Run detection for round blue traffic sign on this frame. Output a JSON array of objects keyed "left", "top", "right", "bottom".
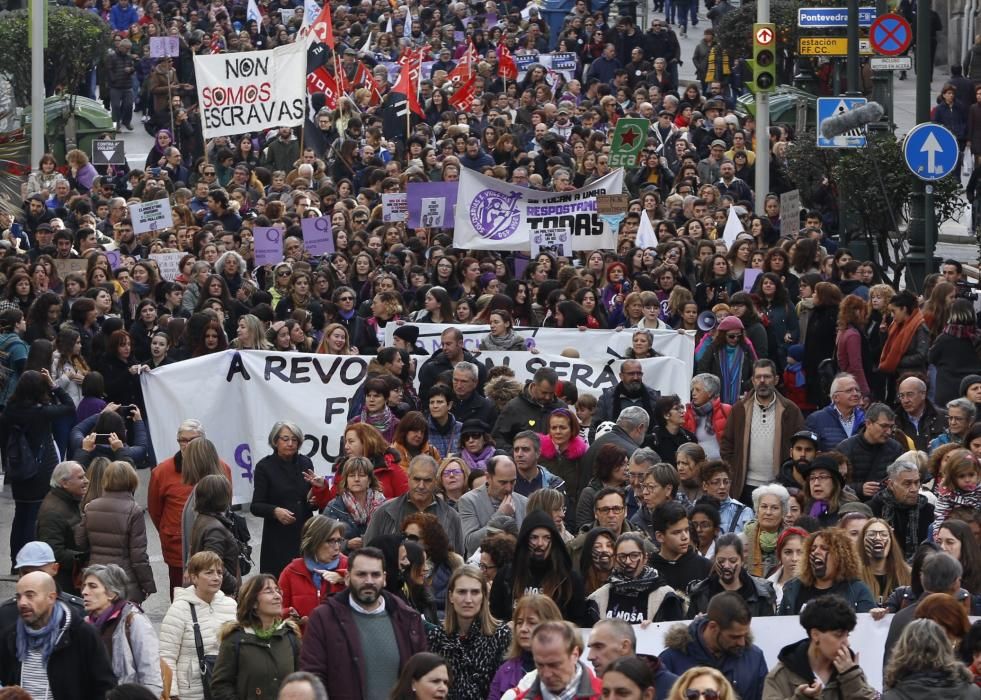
[{"left": 903, "top": 123, "right": 959, "bottom": 181}]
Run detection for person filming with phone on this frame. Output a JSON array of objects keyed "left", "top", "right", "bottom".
[{"left": 69, "top": 402, "right": 149, "bottom": 468}]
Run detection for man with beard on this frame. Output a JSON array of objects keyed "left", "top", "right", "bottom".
[
  {"left": 300, "top": 547, "right": 428, "bottom": 699},
  {"left": 721, "top": 359, "right": 806, "bottom": 505},
  {"left": 777, "top": 430, "right": 819, "bottom": 489},
  {"left": 869, "top": 460, "right": 934, "bottom": 560},
  {"left": 591, "top": 360, "right": 661, "bottom": 431},
  {"left": 651, "top": 502, "right": 712, "bottom": 594},
  {"left": 569, "top": 488, "right": 639, "bottom": 568},
  {"left": 489, "top": 510, "right": 588, "bottom": 625},
  {"left": 586, "top": 533, "right": 684, "bottom": 624},
  {"left": 857, "top": 517, "right": 911, "bottom": 603},
  {"left": 687, "top": 534, "right": 777, "bottom": 618},
  {"left": 660, "top": 592, "right": 769, "bottom": 700},
  {"left": 778, "top": 528, "right": 876, "bottom": 615},
  {"left": 586, "top": 619, "right": 679, "bottom": 699}
]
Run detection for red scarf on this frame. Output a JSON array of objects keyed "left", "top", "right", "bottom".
[{"left": 879, "top": 308, "right": 925, "bottom": 374}]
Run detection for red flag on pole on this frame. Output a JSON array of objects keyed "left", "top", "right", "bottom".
[
  {"left": 307, "top": 65, "right": 340, "bottom": 109},
  {"left": 307, "top": 2, "right": 335, "bottom": 48},
  {"left": 497, "top": 38, "right": 517, "bottom": 80},
  {"left": 354, "top": 63, "right": 383, "bottom": 105},
  {"left": 447, "top": 42, "right": 477, "bottom": 87},
  {"left": 392, "top": 50, "right": 424, "bottom": 117},
  {"left": 448, "top": 74, "right": 476, "bottom": 111}
]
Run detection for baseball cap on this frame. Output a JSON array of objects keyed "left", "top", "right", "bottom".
[
  {"left": 710, "top": 139, "right": 727, "bottom": 149},
  {"left": 15, "top": 541, "right": 56, "bottom": 570},
  {"left": 791, "top": 430, "right": 819, "bottom": 447}
]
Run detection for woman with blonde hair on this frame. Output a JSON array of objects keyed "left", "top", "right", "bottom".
[
  {"left": 487, "top": 595, "right": 564, "bottom": 700},
  {"left": 437, "top": 456, "right": 470, "bottom": 508},
  {"left": 426, "top": 565, "right": 511, "bottom": 700},
  {"left": 882, "top": 619, "right": 977, "bottom": 700},
  {"left": 316, "top": 322, "right": 353, "bottom": 354},
  {"left": 233, "top": 313, "right": 272, "bottom": 350},
  {"left": 669, "top": 667, "right": 737, "bottom": 700}
]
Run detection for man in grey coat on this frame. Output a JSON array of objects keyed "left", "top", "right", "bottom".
[{"left": 459, "top": 455, "right": 528, "bottom": 556}]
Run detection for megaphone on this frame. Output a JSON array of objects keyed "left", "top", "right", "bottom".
[{"left": 697, "top": 311, "right": 718, "bottom": 332}]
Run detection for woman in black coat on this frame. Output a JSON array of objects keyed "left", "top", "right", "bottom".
[
  {"left": 250, "top": 421, "right": 316, "bottom": 577},
  {"left": 802, "top": 282, "right": 843, "bottom": 407},
  {"left": 96, "top": 329, "right": 144, "bottom": 408},
  {"left": 2, "top": 369, "right": 75, "bottom": 570}
]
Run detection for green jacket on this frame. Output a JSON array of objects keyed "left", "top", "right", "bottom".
[{"left": 210, "top": 623, "right": 300, "bottom": 700}]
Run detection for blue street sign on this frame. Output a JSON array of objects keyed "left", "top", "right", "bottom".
[
  {"left": 817, "top": 97, "right": 868, "bottom": 148},
  {"left": 903, "top": 123, "right": 959, "bottom": 180},
  {"left": 797, "top": 7, "right": 876, "bottom": 27}
]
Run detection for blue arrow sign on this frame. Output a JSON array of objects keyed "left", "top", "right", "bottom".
[
  {"left": 798, "top": 7, "right": 876, "bottom": 27},
  {"left": 903, "top": 123, "right": 959, "bottom": 180}
]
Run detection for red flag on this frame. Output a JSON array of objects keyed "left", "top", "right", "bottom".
[
  {"left": 392, "top": 50, "right": 424, "bottom": 117},
  {"left": 336, "top": 58, "right": 351, "bottom": 95},
  {"left": 448, "top": 74, "right": 476, "bottom": 111},
  {"left": 307, "top": 2, "right": 335, "bottom": 48},
  {"left": 354, "top": 63, "right": 383, "bottom": 105},
  {"left": 497, "top": 39, "right": 517, "bottom": 80},
  {"left": 307, "top": 65, "right": 340, "bottom": 109},
  {"left": 447, "top": 42, "right": 477, "bottom": 87}
]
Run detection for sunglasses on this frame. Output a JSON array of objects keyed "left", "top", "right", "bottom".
[{"left": 685, "top": 691, "right": 720, "bottom": 700}]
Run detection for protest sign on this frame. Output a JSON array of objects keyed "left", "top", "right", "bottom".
[
  {"left": 382, "top": 192, "right": 408, "bottom": 222},
  {"left": 514, "top": 52, "right": 578, "bottom": 81},
  {"left": 406, "top": 182, "right": 457, "bottom": 228},
  {"left": 105, "top": 250, "right": 121, "bottom": 268},
  {"left": 129, "top": 199, "right": 174, "bottom": 234},
  {"left": 149, "top": 36, "right": 180, "bottom": 57},
  {"left": 194, "top": 42, "right": 306, "bottom": 139},
  {"left": 454, "top": 168, "right": 624, "bottom": 251},
  {"left": 531, "top": 227, "right": 572, "bottom": 258},
  {"left": 253, "top": 226, "right": 284, "bottom": 266},
  {"left": 150, "top": 252, "right": 184, "bottom": 281},
  {"left": 609, "top": 118, "right": 649, "bottom": 168},
  {"left": 743, "top": 268, "right": 762, "bottom": 292},
  {"left": 142, "top": 351, "right": 370, "bottom": 503},
  {"left": 53, "top": 259, "right": 87, "bottom": 279},
  {"left": 91, "top": 139, "right": 126, "bottom": 166},
  {"left": 780, "top": 189, "right": 801, "bottom": 239},
  {"left": 301, "top": 216, "right": 334, "bottom": 255}
]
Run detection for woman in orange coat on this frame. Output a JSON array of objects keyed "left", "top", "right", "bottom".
[{"left": 279, "top": 515, "right": 348, "bottom": 629}]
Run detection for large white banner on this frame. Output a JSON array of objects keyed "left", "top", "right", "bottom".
[
  {"left": 453, "top": 168, "right": 624, "bottom": 251},
  {"left": 142, "top": 351, "right": 368, "bottom": 503},
  {"left": 194, "top": 42, "right": 307, "bottom": 139},
  {"left": 385, "top": 324, "right": 695, "bottom": 386}
]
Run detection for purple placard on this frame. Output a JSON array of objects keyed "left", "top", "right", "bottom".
[
  {"left": 301, "top": 216, "right": 334, "bottom": 256},
  {"left": 105, "top": 250, "right": 121, "bottom": 268},
  {"left": 406, "top": 181, "right": 458, "bottom": 228},
  {"left": 150, "top": 36, "right": 180, "bottom": 58},
  {"left": 513, "top": 255, "right": 529, "bottom": 280},
  {"left": 254, "top": 226, "right": 284, "bottom": 266},
  {"left": 743, "top": 268, "right": 762, "bottom": 292}
]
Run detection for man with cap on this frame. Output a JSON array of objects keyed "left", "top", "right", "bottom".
[
  {"left": 653, "top": 109, "right": 680, "bottom": 154},
  {"left": 696, "top": 139, "right": 727, "bottom": 184},
  {"left": 777, "top": 429, "right": 819, "bottom": 488},
  {"left": 716, "top": 160, "right": 753, "bottom": 205},
  {"left": 36, "top": 462, "right": 88, "bottom": 596},
  {"left": 805, "top": 373, "right": 866, "bottom": 451},
  {"left": 431, "top": 47, "right": 456, "bottom": 77},
  {"left": 549, "top": 105, "right": 576, "bottom": 141},
  {"left": 0, "top": 542, "right": 85, "bottom": 634}
]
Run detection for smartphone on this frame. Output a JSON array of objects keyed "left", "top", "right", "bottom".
[
  {"left": 150, "top": 167, "right": 161, "bottom": 176},
  {"left": 95, "top": 433, "right": 112, "bottom": 445}
]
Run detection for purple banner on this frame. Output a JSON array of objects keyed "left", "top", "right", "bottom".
[
  {"left": 301, "top": 216, "right": 334, "bottom": 256},
  {"left": 150, "top": 36, "right": 180, "bottom": 58},
  {"left": 254, "top": 226, "right": 284, "bottom": 266},
  {"left": 406, "top": 181, "right": 458, "bottom": 229}
]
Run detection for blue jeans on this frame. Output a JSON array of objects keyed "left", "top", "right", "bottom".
[
  {"left": 11, "top": 500, "right": 42, "bottom": 569},
  {"left": 675, "top": 0, "right": 690, "bottom": 31},
  {"left": 665, "top": 0, "right": 674, "bottom": 23}
]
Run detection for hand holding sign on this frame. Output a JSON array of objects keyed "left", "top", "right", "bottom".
[
  {"left": 254, "top": 226, "right": 284, "bottom": 266},
  {"left": 301, "top": 216, "right": 334, "bottom": 256}
]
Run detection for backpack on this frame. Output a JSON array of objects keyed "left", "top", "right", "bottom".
[
  {"left": 225, "top": 509, "right": 253, "bottom": 576},
  {"left": 0, "top": 335, "right": 19, "bottom": 394},
  {"left": 5, "top": 430, "right": 53, "bottom": 483}
]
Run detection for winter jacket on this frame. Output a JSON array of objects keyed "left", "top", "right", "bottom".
[
  {"left": 0, "top": 601, "right": 117, "bottom": 700},
  {"left": 37, "top": 486, "right": 86, "bottom": 595},
  {"left": 250, "top": 452, "right": 317, "bottom": 577},
  {"left": 539, "top": 433, "right": 589, "bottom": 524},
  {"left": 660, "top": 617, "right": 769, "bottom": 700},
  {"left": 75, "top": 490, "right": 156, "bottom": 603},
  {"left": 805, "top": 404, "right": 866, "bottom": 451},
  {"left": 278, "top": 555, "right": 348, "bottom": 622},
  {"left": 777, "top": 577, "right": 876, "bottom": 615},
  {"left": 2, "top": 387, "right": 74, "bottom": 501},
  {"left": 686, "top": 569, "right": 777, "bottom": 618},
  {"left": 763, "top": 638, "right": 878, "bottom": 700},
  {"left": 211, "top": 622, "right": 301, "bottom": 700},
  {"left": 490, "top": 654, "right": 534, "bottom": 700},
  {"left": 105, "top": 603, "right": 163, "bottom": 696},
  {"left": 364, "top": 493, "right": 465, "bottom": 555},
  {"left": 894, "top": 401, "right": 947, "bottom": 453},
  {"left": 514, "top": 661, "right": 602, "bottom": 700},
  {"left": 299, "top": 590, "right": 428, "bottom": 700},
  {"left": 720, "top": 391, "right": 806, "bottom": 497},
  {"left": 69, "top": 412, "right": 150, "bottom": 468},
  {"left": 593, "top": 381, "right": 662, "bottom": 428},
  {"left": 106, "top": 50, "right": 136, "bottom": 89},
  {"left": 836, "top": 432, "right": 905, "bottom": 499},
  {"left": 492, "top": 384, "right": 567, "bottom": 449},
  {"left": 683, "top": 398, "right": 731, "bottom": 440},
  {"left": 881, "top": 669, "right": 981, "bottom": 700},
  {"left": 148, "top": 452, "right": 233, "bottom": 570},
  {"left": 929, "top": 333, "right": 981, "bottom": 406},
  {"left": 803, "top": 304, "right": 840, "bottom": 406},
  {"left": 189, "top": 512, "right": 242, "bottom": 596},
  {"left": 158, "top": 586, "right": 238, "bottom": 700},
  {"left": 418, "top": 348, "right": 488, "bottom": 403},
  {"left": 836, "top": 324, "right": 873, "bottom": 396}
]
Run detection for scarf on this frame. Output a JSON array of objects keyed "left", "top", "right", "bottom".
[
  {"left": 360, "top": 405, "right": 394, "bottom": 435},
  {"left": 694, "top": 401, "right": 715, "bottom": 436},
  {"left": 879, "top": 309, "right": 925, "bottom": 374},
  {"left": 943, "top": 322, "right": 977, "bottom": 340},
  {"left": 809, "top": 500, "right": 830, "bottom": 520},
  {"left": 541, "top": 661, "right": 585, "bottom": 700},
  {"left": 608, "top": 566, "right": 664, "bottom": 597},
  {"left": 785, "top": 360, "right": 805, "bottom": 388},
  {"left": 482, "top": 328, "right": 520, "bottom": 350},
  {"left": 305, "top": 555, "right": 341, "bottom": 589},
  {"left": 87, "top": 599, "right": 127, "bottom": 631},
  {"left": 253, "top": 620, "right": 285, "bottom": 641},
  {"left": 17, "top": 600, "right": 66, "bottom": 664},
  {"left": 463, "top": 444, "right": 496, "bottom": 472},
  {"left": 878, "top": 488, "right": 921, "bottom": 556},
  {"left": 341, "top": 488, "right": 386, "bottom": 525},
  {"left": 719, "top": 345, "right": 744, "bottom": 405}
]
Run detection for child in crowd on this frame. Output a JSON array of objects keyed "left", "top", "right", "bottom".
[{"left": 933, "top": 450, "right": 981, "bottom": 534}]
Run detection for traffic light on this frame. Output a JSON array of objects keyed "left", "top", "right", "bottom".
[{"left": 747, "top": 22, "right": 776, "bottom": 94}]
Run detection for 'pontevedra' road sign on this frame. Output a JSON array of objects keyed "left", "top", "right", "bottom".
[{"left": 797, "top": 7, "right": 876, "bottom": 27}]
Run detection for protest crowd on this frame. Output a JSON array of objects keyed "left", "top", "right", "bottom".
[{"left": 3, "top": 0, "right": 981, "bottom": 695}]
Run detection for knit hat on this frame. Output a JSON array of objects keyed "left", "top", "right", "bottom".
[
  {"left": 393, "top": 324, "right": 420, "bottom": 346},
  {"left": 960, "top": 374, "right": 981, "bottom": 397},
  {"left": 717, "top": 316, "right": 745, "bottom": 333},
  {"left": 787, "top": 344, "right": 805, "bottom": 362}
]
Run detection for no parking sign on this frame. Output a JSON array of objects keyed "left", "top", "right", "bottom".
[{"left": 869, "top": 13, "right": 912, "bottom": 56}]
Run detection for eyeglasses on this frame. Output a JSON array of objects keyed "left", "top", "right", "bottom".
[
  {"left": 442, "top": 468, "right": 464, "bottom": 477},
  {"left": 615, "top": 552, "right": 644, "bottom": 563},
  {"left": 203, "top": 171, "right": 216, "bottom": 176},
  {"left": 873, "top": 422, "right": 896, "bottom": 432},
  {"left": 277, "top": 270, "right": 291, "bottom": 277},
  {"left": 692, "top": 520, "right": 716, "bottom": 530},
  {"left": 325, "top": 537, "right": 344, "bottom": 545},
  {"left": 640, "top": 482, "right": 661, "bottom": 492},
  {"left": 808, "top": 474, "right": 832, "bottom": 483},
  {"left": 596, "top": 505, "right": 625, "bottom": 515},
  {"left": 338, "top": 296, "right": 355, "bottom": 302},
  {"left": 685, "top": 690, "right": 720, "bottom": 700},
  {"left": 726, "top": 332, "right": 743, "bottom": 340},
  {"left": 478, "top": 562, "right": 497, "bottom": 572}
]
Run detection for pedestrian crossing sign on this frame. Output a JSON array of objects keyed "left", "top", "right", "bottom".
[{"left": 816, "top": 97, "right": 868, "bottom": 148}]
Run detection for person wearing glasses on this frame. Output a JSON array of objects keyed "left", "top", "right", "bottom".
[
  {"left": 667, "top": 667, "right": 738, "bottom": 700},
  {"left": 806, "top": 373, "right": 866, "bottom": 451},
  {"left": 836, "top": 403, "right": 905, "bottom": 501},
  {"left": 250, "top": 421, "right": 316, "bottom": 578},
  {"left": 764, "top": 594, "right": 877, "bottom": 700},
  {"left": 696, "top": 316, "right": 756, "bottom": 406},
  {"left": 894, "top": 376, "right": 947, "bottom": 453},
  {"left": 278, "top": 515, "right": 348, "bottom": 628}
]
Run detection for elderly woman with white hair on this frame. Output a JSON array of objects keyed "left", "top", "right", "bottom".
[
  {"left": 81, "top": 563, "right": 163, "bottom": 696},
  {"left": 251, "top": 421, "right": 316, "bottom": 577},
  {"left": 683, "top": 372, "right": 732, "bottom": 460},
  {"left": 740, "top": 483, "right": 790, "bottom": 578}
]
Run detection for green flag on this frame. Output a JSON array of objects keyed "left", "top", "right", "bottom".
[{"left": 608, "top": 118, "right": 649, "bottom": 168}]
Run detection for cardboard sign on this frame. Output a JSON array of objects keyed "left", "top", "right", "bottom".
[
  {"left": 128, "top": 199, "right": 174, "bottom": 234},
  {"left": 150, "top": 252, "right": 184, "bottom": 281},
  {"left": 53, "top": 259, "right": 88, "bottom": 279},
  {"left": 596, "top": 194, "right": 630, "bottom": 215},
  {"left": 531, "top": 227, "right": 572, "bottom": 258},
  {"left": 149, "top": 36, "right": 180, "bottom": 58},
  {"left": 382, "top": 192, "right": 408, "bottom": 222},
  {"left": 91, "top": 139, "right": 126, "bottom": 166},
  {"left": 301, "top": 216, "right": 334, "bottom": 255},
  {"left": 780, "top": 189, "right": 801, "bottom": 239},
  {"left": 254, "top": 226, "right": 284, "bottom": 266}
]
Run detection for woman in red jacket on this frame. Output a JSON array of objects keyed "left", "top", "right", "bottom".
[
  {"left": 279, "top": 515, "right": 348, "bottom": 629},
  {"left": 308, "top": 423, "right": 409, "bottom": 506}
]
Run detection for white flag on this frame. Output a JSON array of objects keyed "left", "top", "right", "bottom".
[
  {"left": 300, "top": 0, "right": 320, "bottom": 31},
  {"left": 722, "top": 204, "right": 744, "bottom": 249},
  {"left": 359, "top": 31, "right": 372, "bottom": 53},
  {"left": 636, "top": 209, "right": 659, "bottom": 249},
  {"left": 385, "top": 15, "right": 393, "bottom": 33},
  {"left": 403, "top": 9, "right": 413, "bottom": 39},
  {"left": 247, "top": 0, "right": 261, "bottom": 24}
]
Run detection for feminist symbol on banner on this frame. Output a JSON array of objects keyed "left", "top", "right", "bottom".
[
  {"left": 301, "top": 216, "right": 335, "bottom": 256},
  {"left": 254, "top": 226, "right": 284, "bottom": 266}
]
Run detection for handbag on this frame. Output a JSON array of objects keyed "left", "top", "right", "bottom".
[{"left": 188, "top": 602, "right": 217, "bottom": 700}]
